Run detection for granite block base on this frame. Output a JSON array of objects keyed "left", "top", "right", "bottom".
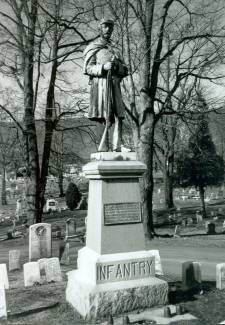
[{"left": 66, "top": 270, "right": 168, "bottom": 320}]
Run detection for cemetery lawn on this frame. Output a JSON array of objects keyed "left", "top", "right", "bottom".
[{"left": 1, "top": 202, "right": 225, "bottom": 324}]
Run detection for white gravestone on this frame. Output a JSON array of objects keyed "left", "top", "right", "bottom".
[
  {"left": 29, "top": 223, "right": 51, "bottom": 261},
  {"left": 24, "top": 262, "right": 41, "bottom": 287},
  {"left": 174, "top": 225, "right": 181, "bottom": 237},
  {"left": 216, "top": 263, "right": 225, "bottom": 290},
  {"left": 0, "top": 264, "right": 9, "bottom": 289},
  {"left": 149, "top": 250, "right": 163, "bottom": 275},
  {"left": 60, "top": 243, "right": 70, "bottom": 265},
  {"left": 38, "top": 258, "right": 48, "bottom": 283},
  {"left": 45, "top": 258, "right": 62, "bottom": 282},
  {"left": 196, "top": 211, "right": 203, "bottom": 223},
  {"left": 0, "top": 283, "right": 7, "bottom": 320},
  {"left": 9, "top": 250, "right": 20, "bottom": 271}
]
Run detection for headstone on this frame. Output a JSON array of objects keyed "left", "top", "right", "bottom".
[
  {"left": 196, "top": 211, "right": 203, "bottom": 223},
  {"left": 0, "top": 283, "right": 7, "bottom": 320},
  {"left": 60, "top": 243, "right": 70, "bottom": 265},
  {"left": 65, "top": 218, "right": 76, "bottom": 238},
  {"left": 182, "top": 261, "right": 201, "bottom": 290},
  {"left": 205, "top": 221, "right": 210, "bottom": 230},
  {"left": 15, "top": 199, "right": 22, "bottom": 220},
  {"left": 0, "top": 264, "right": 9, "bottom": 289},
  {"left": 9, "top": 250, "right": 20, "bottom": 271},
  {"left": 187, "top": 217, "right": 193, "bottom": 225},
  {"left": 164, "top": 306, "right": 172, "bottom": 318},
  {"left": 174, "top": 225, "right": 181, "bottom": 237},
  {"left": 38, "top": 258, "right": 48, "bottom": 283},
  {"left": 193, "top": 262, "right": 202, "bottom": 284},
  {"left": 29, "top": 223, "right": 51, "bottom": 261},
  {"left": 45, "top": 257, "right": 62, "bottom": 282},
  {"left": 176, "top": 305, "right": 183, "bottom": 315},
  {"left": 207, "top": 222, "right": 216, "bottom": 235},
  {"left": 182, "top": 219, "right": 187, "bottom": 227},
  {"left": 216, "top": 263, "right": 225, "bottom": 290},
  {"left": 210, "top": 211, "right": 215, "bottom": 217},
  {"left": 223, "top": 220, "right": 225, "bottom": 228},
  {"left": 56, "top": 230, "right": 61, "bottom": 239},
  {"left": 24, "top": 262, "right": 41, "bottom": 287},
  {"left": 149, "top": 249, "right": 163, "bottom": 275}
]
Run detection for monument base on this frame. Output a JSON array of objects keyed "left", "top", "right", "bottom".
[
  {"left": 66, "top": 270, "right": 168, "bottom": 320},
  {"left": 66, "top": 153, "right": 168, "bottom": 320},
  {"left": 66, "top": 247, "right": 168, "bottom": 320}
]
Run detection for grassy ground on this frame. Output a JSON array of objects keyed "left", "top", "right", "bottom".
[{"left": 1, "top": 200, "right": 225, "bottom": 324}]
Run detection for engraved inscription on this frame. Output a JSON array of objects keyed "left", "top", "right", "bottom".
[
  {"left": 104, "top": 202, "right": 142, "bottom": 225},
  {"left": 96, "top": 256, "right": 155, "bottom": 284}
]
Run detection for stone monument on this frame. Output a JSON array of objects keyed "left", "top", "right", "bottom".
[
  {"left": 66, "top": 17, "right": 168, "bottom": 320},
  {"left": 66, "top": 153, "right": 168, "bottom": 319}
]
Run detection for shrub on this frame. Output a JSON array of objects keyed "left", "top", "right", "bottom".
[{"left": 65, "top": 182, "right": 81, "bottom": 210}]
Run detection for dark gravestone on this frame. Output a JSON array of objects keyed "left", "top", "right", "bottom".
[
  {"left": 207, "top": 222, "right": 216, "bottom": 235},
  {"left": 65, "top": 218, "right": 76, "bottom": 239},
  {"left": 182, "top": 261, "right": 201, "bottom": 290}
]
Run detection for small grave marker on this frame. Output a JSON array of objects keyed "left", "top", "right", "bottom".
[
  {"left": 65, "top": 218, "right": 76, "bottom": 239},
  {"left": 174, "top": 225, "right": 181, "bottom": 237},
  {"left": 149, "top": 249, "right": 163, "bottom": 275},
  {"left": 38, "top": 258, "right": 48, "bottom": 283},
  {"left": 196, "top": 211, "right": 203, "bottom": 223},
  {"left": 0, "top": 264, "right": 9, "bottom": 289},
  {"left": 0, "top": 283, "right": 7, "bottom": 320},
  {"left": 9, "top": 250, "right": 20, "bottom": 271},
  {"left": 187, "top": 217, "right": 193, "bottom": 225},
  {"left": 182, "top": 261, "right": 201, "bottom": 290},
  {"left": 24, "top": 262, "right": 41, "bottom": 287},
  {"left": 207, "top": 222, "right": 216, "bottom": 235},
  {"left": 29, "top": 223, "right": 51, "bottom": 260},
  {"left": 193, "top": 262, "right": 202, "bottom": 284},
  {"left": 216, "top": 263, "right": 225, "bottom": 290},
  {"left": 45, "top": 257, "right": 62, "bottom": 282},
  {"left": 60, "top": 243, "right": 70, "bottom": 265}
]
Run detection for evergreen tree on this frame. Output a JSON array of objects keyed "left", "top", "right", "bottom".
[
  {"left": 65, "top": 182, "right": 81, "bottom": 210},
  {"left": 175, "top": 94, "right": 225, "bottom": 217}
]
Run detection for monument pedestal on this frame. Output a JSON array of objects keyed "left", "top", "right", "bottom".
[{"left": 66, "top": 152, "right": 168, "bottom": 319}]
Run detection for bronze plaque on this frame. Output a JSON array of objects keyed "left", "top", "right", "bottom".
[{"left": 104, "top": 202, "right": 142, "bottom": 225}]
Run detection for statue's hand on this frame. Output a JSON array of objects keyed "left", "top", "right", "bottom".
[{"left": 103, "top": 61, "right": 114, "bottom": 71}]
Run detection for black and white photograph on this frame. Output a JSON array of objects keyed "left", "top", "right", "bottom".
[{"left": 0, "top": 0, "right": 225, "bottom": 324}]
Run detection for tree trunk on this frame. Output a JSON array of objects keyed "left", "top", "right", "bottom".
[
  {"left": 58, "top": 170, "right": 64, "bottom": 197},
  {"left": 164, "top": 166, "right": 174, "bottom": 209},
  {"left": 138, "top": 110, "right": 156, "bottom": 238},
  {"left": 1, "top": 166, "right": 7, "bottom": 205},
  {"left": 23, "top": 0, "right": 40, "bottom": 225},
  {"left": 39, "top": 0, "right": 59, "bottom": 217},
  {"left": 199, "top": 186, "right": 206, "bottom": 218}
]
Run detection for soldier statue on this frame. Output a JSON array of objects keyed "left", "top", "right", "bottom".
[{"left": 83, "top": 18, "right": 128, "bottom": 152}]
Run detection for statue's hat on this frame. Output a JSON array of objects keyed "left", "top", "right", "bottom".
[{"left": 99, "top": 17, "right": 114, "bottom": 26}]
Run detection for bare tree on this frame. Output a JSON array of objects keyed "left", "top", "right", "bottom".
[
  {"left": 107, "top": 0, "right": 225, "bottom": 237},
  {"left": 0, "top": 0, "right": 102, "bottom": 223}
]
